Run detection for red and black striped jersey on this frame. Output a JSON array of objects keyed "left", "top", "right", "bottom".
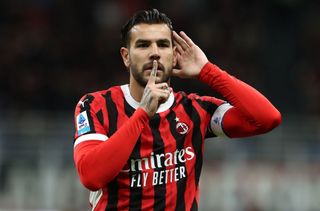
[
  {"left": 74, "top": 84, "right": 229, "bottom": 211},
  {"left": 73, "top": 62, "right": 281, "bottom": 211}
]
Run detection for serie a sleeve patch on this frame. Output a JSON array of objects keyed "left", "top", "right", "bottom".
[{"left": 77, "top": 111, "right": 91, "bottom": 136}]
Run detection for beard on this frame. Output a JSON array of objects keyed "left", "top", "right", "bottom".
[{"left": 130, "top": 62, "right": 171, "bottom": 87}]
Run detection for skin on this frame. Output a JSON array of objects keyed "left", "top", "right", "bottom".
[{"left": 120, "top": 23, "right": 208, "bottom": 117}]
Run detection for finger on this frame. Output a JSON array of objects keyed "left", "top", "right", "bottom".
[
  {"left": 173, "top": 31, "right": 189, "bottom": 51},
  {"left": 154, "top": 82, "right": 169, "bottom": 90},
  {"left": 173, "top": 31, "right": 188, "bottom": 50},
  {"left": 174, "top": 40, "right": 184, "bottom": 55},
  {"left": 179, "top": 31, "right": 195, "bottom": 47},
  {"left": 156, "top": 90, "right": 171, "bottom": 103},
  {"left": 156, "top": 89, "right": 171, "bottom": 95},
  {"left": 148, "top": 60, "right": 158, "bottom": 84},
  {"left": 152, "top": 85, "right": 171, "bottom": 95}
]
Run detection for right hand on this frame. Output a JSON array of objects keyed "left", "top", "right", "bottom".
[{"left": 139, "top": 60, "right": 171, "bottom": 117}]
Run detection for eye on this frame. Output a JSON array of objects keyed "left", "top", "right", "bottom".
[
  {"left": 158, "top": 43, "right": 170, "bottom": 48},
  {"left": 136, "top": 43, "right": 149, "bottom": 48}
]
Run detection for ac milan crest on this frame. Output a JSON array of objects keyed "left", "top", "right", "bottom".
[{"left": 175, "top": 117, "right": 189, "bottom": 135}]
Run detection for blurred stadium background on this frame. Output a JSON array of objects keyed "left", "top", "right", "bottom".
[{"left": 0, "top": 0, "right": 319, "bottom": 210}]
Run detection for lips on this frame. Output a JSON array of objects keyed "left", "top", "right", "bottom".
[{"left": 143, "top": 62, "right": 164, "bottom": 71}]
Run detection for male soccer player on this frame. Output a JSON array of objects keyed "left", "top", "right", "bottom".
[{"left": 73, "top": 9, "right": 281, "bottom": 211}]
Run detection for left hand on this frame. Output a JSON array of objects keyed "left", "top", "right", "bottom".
[{"left": 172, "top": 31, "right": 209, "bottom": 79}]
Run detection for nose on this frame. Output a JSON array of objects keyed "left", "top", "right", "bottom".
[{"left": 149, "top": 43, "right": 160, "bottom": 61}]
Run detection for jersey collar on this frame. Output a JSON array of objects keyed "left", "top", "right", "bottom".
[{"left": 121, "top": 84, "right": 174, "bottom": 113}]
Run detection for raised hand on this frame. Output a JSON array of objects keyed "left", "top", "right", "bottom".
[
  {"left": 173, "top": 31, "right": 209, "bottom": 79},
  {"left": 139, "top": 60, "right": 171, "bottom": 117}
]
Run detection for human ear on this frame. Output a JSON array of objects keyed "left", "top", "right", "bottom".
[{"left": 120, "top": 47, "right": 130, "bottom": 68}]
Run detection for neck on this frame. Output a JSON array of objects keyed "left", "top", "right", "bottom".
[{"left": 129, "top": 77, "right": 145, "bottom": 102}]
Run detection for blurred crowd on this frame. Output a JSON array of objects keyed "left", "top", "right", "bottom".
[{"left": 0, "top": 0, "right": 319, "bottom": 115}]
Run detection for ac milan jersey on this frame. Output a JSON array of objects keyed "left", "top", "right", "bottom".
[
  {"left": 73, "top": 84, "right": 231, "bottom": 211},
  {"left": 73, "top": 62, "right": 282, "bottom": 211}
]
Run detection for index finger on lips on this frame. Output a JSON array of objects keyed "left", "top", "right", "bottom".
[{"left": 148, "top": 60, "right": 158, "bottom": 84}]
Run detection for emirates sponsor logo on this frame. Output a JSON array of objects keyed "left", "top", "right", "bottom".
[{"left": 121, "top": 147, "right": 195, "bottom": 187}]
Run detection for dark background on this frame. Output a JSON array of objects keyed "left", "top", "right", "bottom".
[
  {"left": 1, "top": 0, "right": 319, "bottom": 114},
  {"left": 0, "top": 0, "right": 319, "bottom": 210}
]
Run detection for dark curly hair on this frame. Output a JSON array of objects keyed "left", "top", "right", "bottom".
[{"left": 120, "top": 9, "right": 173, "bottom": 47}]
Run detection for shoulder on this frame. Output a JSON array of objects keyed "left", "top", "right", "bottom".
[
  {"left": 76, "top": 85, "right": 123, "bottom": 110},
  {"left": 88, "top": 86, "right": 122, "bottom": 99},
  {"left": 173, "top": 91, "right": 226, "bottom": 116},
  {"left": 174, "top": 91, "right": 224, "bottom": 106}
]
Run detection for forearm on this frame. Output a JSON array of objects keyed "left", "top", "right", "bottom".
[
  {"left": 199, "top": 62, "right": 281, "bottom": 137},
  {"left": 74, "top": 108, "right": 149, "bottom": 190}
]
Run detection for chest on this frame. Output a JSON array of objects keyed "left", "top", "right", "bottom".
[{"left": 119, "top": 106, "right": 205, "bottom": 157}]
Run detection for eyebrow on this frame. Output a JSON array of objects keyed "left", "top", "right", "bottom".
[
  {"left": 157, "top": 39, "right": 171, "bottom": 45},
  {"left": 135, "top": 39, "right": 171, "bottom": 45},
  {"left": 135, "top": 39, "right": 150, "bottom": 45}
]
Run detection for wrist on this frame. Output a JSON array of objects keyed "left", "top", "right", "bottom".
[{"left": 198, "top": 62, "right": 220, "bottom": 82}]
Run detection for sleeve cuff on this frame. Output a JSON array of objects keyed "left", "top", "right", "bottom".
[
  {"left": 198, "top": 62, "right": 221, "bottom": 83},
  {"left": 134, "top": 108, "right": 150, "bottom": 122}
]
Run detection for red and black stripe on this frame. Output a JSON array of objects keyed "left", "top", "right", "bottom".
[
  {"left": 96, "top": 109, "right": 104, "bottom": 126},
  {"left": 166, "top": 110, "right": 187, "bottom": 211},
  {"left": 124, "top": 99, "right": 144, "bottom": 211},
  {"left": 150, "top": 114, "right": 166, "bottom": 211},
  {"left": 181, "top": 97, "right": 203, "bottom": 188},
  {"left": 104, "top": 91, "right": 119, "bottom": 211},
  {"left": 128, "top": 138, "right": 143, "bottom": 210},
  {"left": 195, "top": 99, "right": 219, "bottom": 138}
]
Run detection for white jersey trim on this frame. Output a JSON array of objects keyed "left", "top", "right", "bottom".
[
  {"left": 89, "top": 189, "right": 103, "bottom": 211},
  {"left": 210, "top": 103, "right": 233, "bottom": 137},
  {"left": 121, "top": 84, "right": 175, "bottom": 113},
  {"left": 74, "top": 133, "right": 108, "bottom": 148}
]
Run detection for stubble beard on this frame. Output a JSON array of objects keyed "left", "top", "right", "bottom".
[{"left": 130, "top": 64, "right": 171, "bottom": 87}]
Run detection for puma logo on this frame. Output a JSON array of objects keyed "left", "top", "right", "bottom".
[{"left": 78, "top": 99, "right": 89, "bottom": 107}]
